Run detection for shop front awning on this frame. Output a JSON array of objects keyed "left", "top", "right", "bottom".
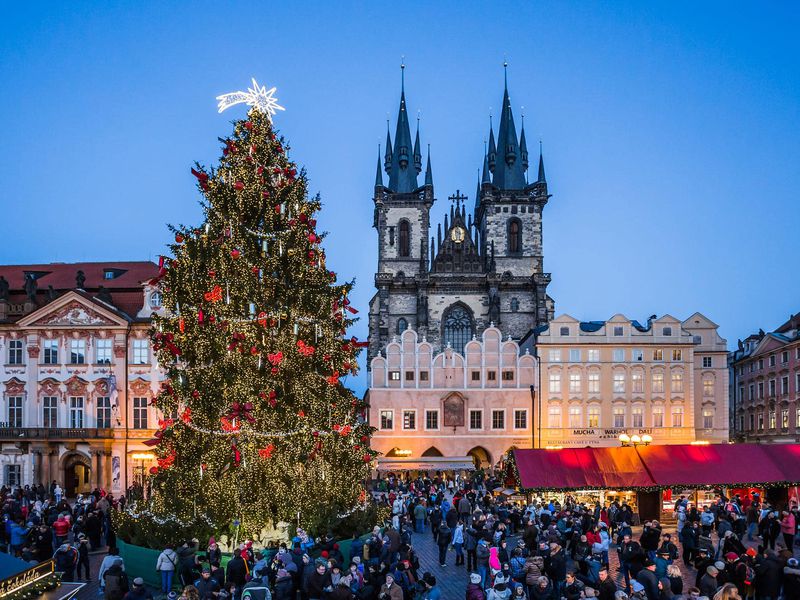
[
  {"left": 514, "top": 446, "right": 655, "bottom": 490},
  {"left": 376, "top": 456, "right": 476, "bottom": 472},
  {"left": 513, "top": 443, "right": 800, "bottom": 491}
]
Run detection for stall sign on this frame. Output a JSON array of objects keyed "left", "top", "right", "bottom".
[{"left": 0, "top": 560, "right": 54, "bottom": 597}]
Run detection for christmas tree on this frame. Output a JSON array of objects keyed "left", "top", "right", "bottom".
[{"left": 144, "top": 81, "right": 376, "bottom": 538}]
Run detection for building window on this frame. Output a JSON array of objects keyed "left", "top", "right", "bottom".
[
  {"left": 693, "top": 335, "right": 702, "bottom": 344},
  {"left": 43, "top": 397, "right": 58, "bottom": 428},
  {"left": 43, "top": 339, "right": 59, "bottom": 365},
  {"left": 402, "top": 410, "right": 416, "bottom": 430},
  {"left": 588, "top": 373, "right": 600, "bottom": 394},
  {"left": 389, "top": 371, "right": 400, "bottom": 381},
  {"left": 133, "top": 397, "right": 148, "bottom": 429},
  {"left": 132, "top": 340, "right": 149, "bottom": 365},
  {"left": 652, "top": 372, "right": 664, "bottom": 394},
  {"left": 613, "top": 326, "right": 624, "bottom": 336},
  {"left": 4, "top": 465, "right": 21, "bottom": 487},
  {"left": 758, "top": 359, "right": 763, "bottom": 370},
  {"left": 569, "top": 349, "right": 581, "bottom": 362},
  {"left": 549, "top": 373, "right": 562, "bottom": 394},
  {"left": 419, "top": 371, "right": 429, "bottom": 382},
  {"left": 613, "top": 349, "right": 625, "bottom": 362},
  {"left": 560, "top": 326, "right": 570, "bottom": 336},
  {"left": 703, "top": 378, "right": 714, "bottom": 397},
  {"left": 568, "top": 407, "right": 581, "bottom": 428},
  {"left": 702, "top": 356, "right": 712, "bottom": 368},
  {"left": 749, "top": 384, "right": 754, "bottom": 400},
  {"left": 379, "top": 410, "right": 393, "bottom": 430},
  {"left": 425, "top": 410, "right": 439, "bottom": 430},
  {"left": 797, "top": 407, "right": 800, "bottom": 429},
  {"left": 7, "top": 340, "right": 23, "bottom": 365},
  {"left": 781, "top": 350, "right": 789, "bottom": 364},
  {"left": 69, "top": 397, "right": 84, "bottom": 428},
  {"left": 769, "top": 355, "right": 776, "bottom": 367},
  {"left": 768, "top": 410, "right": 776, "bottom": 429},
  {"left": 671, "top": 406, "right": 684, "bottom": 428},
  {"left": 492, "top": 410, "right": 505, "bottom": 430},
  {"left": 653, "top": 349, "right": 663, "bottom": 361},
  {"left": 149, "top": 291, "right": 162, "bottom": 308},
  {"left": 671, "top": 371, "right": 683, "bottom": 393},
  {"left": 96, "top": 339, "right": 112, "bottom": 364},
  {"left": 487, "top": 371, "right": 496, "bottom": 381},
  {"left": 507, "top": 218, "right": 522, "bottom": 254},
  {"left": 769, "top": 379, "right": 776, "bottom": 397},
  {"left": 569, "top": 373, "right": 581, "bottom": 394},
  {"left": 442, "top": 304, "right": 474, "bottom": 354},
  {"left": 7, "top": 396, "right": 22, "bottom": 428},
  {"left": 70, "top": 339, "right": 86, "bottom": 364},
  {"left": 632, "top": 406, "right": 644, "bottom": 428},
  {"left": 96, "top": 397, "right": 112, "bottom": 428},
  {"left": 548, "top": 406, "right": 561, "bottom": 428},
  {"left": 502, "top": 370, "right": 514, "bottom": 381},
  {"left": 613, "top": 407, "right": 624, "bottom": 428},
  {"left": 672, "top": 349, "right": 682, "bottom": 361},
  {"left": 632, "top": 372, "right": 643, "bottom": 393},
  {"left": 514, "top": 410, "right": 527, "bottom": 429},
  {"left": 549, "top": 349, "right": 562, "bottom": 362},
  {"left": 662, "top": 327, "right": 672, "bottom": 336},
  {"left": 652, "top": 407, "right": 664, "bottom": 428},
  {"left": 588, "top": 406, "right": 600, "bottom": 427},
  {"left": 758, "top": 382, "right": 764, "bottom": 398},
  {"left": 781, "top": 408, "right": 789, "bottom": 429},
  {"left": 587, "top": 349, "right": 600, "bottom": 363},
  {"left": 613, "top": 373, "right": 625, "bottom": 394},
  {"left": 471, "top": 371, "right": 481, "bottom": 381},
  {"left": 396, "top": 318, "right": 408, "bottom": 335},
  {"left": 758, "top": 412, "right": 764, "bottom": 430},
  {"left": 469, "top": 410, "right": 483, "bottom": 430},
  {"left": 510, "top": 298, "right": 519, "bottom": 312},
  {"left": 796, "top": 373, "right": 800, "bottom": 393},
  {"left": 398, "top": 220, "right": 410, "bottom": 257},
  {"left": 703, "top": 409, "right": 713, "bottom": 429},
  {"left": 749, "top": 413, "right": 755, "bottom": 431},
  {"left": 405, "top": 371, "right": 414, "bottom": 381},
  {"left": 781, "top": 376, "right": 789, "bottom": 395},
  {"left": 632, "top": 349, "right": 643, "bottom": 362}
]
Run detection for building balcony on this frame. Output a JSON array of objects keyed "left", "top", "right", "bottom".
[{"left": 0, "top": 427, "right": 116, "bottom": 441}]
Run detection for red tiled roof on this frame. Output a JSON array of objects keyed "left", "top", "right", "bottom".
[{"left": 0, "top": 261, "right": 158, "bottom": 290}]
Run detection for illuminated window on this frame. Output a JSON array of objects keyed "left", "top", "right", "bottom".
[
  {"left": 402, "top": 410, "right": 416, "bottom": 430},
  {"left": 443, "top": 305, "right": 474, "bottom": 354},
  {"left": 768, "top": 410, "right": 776, "bottom": 430},
  {"left": 569, "top": 373, "right": 581, "bottom": 394},
  {"left": 758, "top": 412, "right": 764, "bottom": 430},
  {"left": 653, "top": 349, "right": 663, "bottom": 362},
  {"left": 587, "top": 349, "right": 600, "bottom": 362},
  {"left": 672, "top": 349, "right": 682, "bottom": 361},
  {"left": 702, "top": 409, "right": 713, "bottom": 429},
  {"left": 632, "top": 406, "right": 644, "bottom": 428},
  {"left": 613, "top": 407, "right": 625, "bottom": 428},
  {"left": 588, "top": 406, "right": 600, "bottom": 428},
  {"left": 652, "top": 372, "right": 664, "bottom": 394},
  {"left": 671, "top": 406, "right": 683, "bottom": 428},
  {"left": 703, "top": 378, "right": 714, "bottom": 397},
  {"left": 632, "top": 372, "right": 643, "bottom": 393},
  {"left": 389, "top": 371, "right": 400, "bottom": 381},
  {"left": 549, "top": 349, "right": 562, "bottom": 362},
  {"left": 548, "top": 406, "right": 562, "bottom": 428},
  {"left": 549, "top": 373, "right": 562, "bottom": 394},
  {"left": 781, "top": 408, "right": 789, "bottom": 429},
  {"left": 613, "top": 373, "right": 625, "bottom": 394},
  {"left": 652, "top": 407, "right": 664, "bottom": 428},
  {"left": 588, "top": 373, "right": 600, "bottom": 394},
  {"left": 671, "top": 371, "right": 683, "bottom": 393},
  {"left": 379, "top": 410, "right": 393, "bottom": 430},
  {"left": 568, "top": 407, "right": 582, "bottom": 428}
]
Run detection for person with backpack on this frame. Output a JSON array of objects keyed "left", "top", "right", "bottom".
[
  {"left": 156, "top": 543, "right": 179, "bottom": 594},
  {"left": 103, "top": 558, "right": 129, "bottom": 600}
]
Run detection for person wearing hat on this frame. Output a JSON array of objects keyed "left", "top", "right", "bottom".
[
  {"left": 53, "top": 542, "right": 78, "bottom": 582},
  {"left": 699, "top": 565, "right": 719, "bottom": 598},
  {"left": 194, "top": 566, "right": 219, "bottom": 600},
  {"left": 784, "top": 557, "right": 800, "bottom": 599},
  {"left": 122, "top": 577, "right": 153, "bottom": 600},
  {"left": 466, "top": 573, "right": 484, "bottom": 600},
  {"left": 635, "top": 558, "right": 660, "bottom": 600},
  {"left": 75, "top": 533, "right": 91, "bottom": 581},
  {"left": 273, "top": 567, "right": 294, "bottom": 600},
  {"left": 103, "top": 557, "right": 129, "bottom": 600},
  {"left": 421, "top": 572, "right": 441, "bottom": 600},
  {"left": 379, "top": 572, "right": 402, "bottom": 600}
]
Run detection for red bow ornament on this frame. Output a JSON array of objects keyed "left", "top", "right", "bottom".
[{"left": 297, "top": 340, "right": 315, "bottom": 357}]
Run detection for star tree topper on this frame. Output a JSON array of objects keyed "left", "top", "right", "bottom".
[{"left": 216, "top": 78, "right": 285, "bottom": 118}]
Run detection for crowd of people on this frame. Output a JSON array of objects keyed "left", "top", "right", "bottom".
[{"left": 2, "top": 477, "right": 800, "bottom": 600}]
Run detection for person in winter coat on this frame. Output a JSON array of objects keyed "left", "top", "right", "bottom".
[
  {"left": 436, "top": 522, "right": 451, "bottom": 567},
  {"left": 103, "top": 558, "right": 129, "bottom": 600},
  {"left": 596, "top": 567, "right": 617, "bottom": 600},
  {"left": 476, "top": 540, "right": 491, "bottom": 589},
  {"left": 699, "top": 565, "right": 719, "bottom": 598},
  {"left": 378, "top": 573, "right": 403, "bottom": 600},
  {"left": 780, "top": 510, "right": 796, "bottom": 550},
  {"left": 486, "top": 574, "right": 512, "bottom": 600},
  {"left": 54, "top": 543, "right": 78, "bottom": 582},
  {"left": 307, "top": 561, "right": 332, "bottom": 600},
  {"left": 753, "top": 549, "right": 782, "bottom": 600},
  {"left": 464, "top": 525, "right": 479, "bottom": 571},
  {"left": 273, "top": 568, "right": 294, "bottom": 600},
  {"left": 547, "top": 544, "right": 566, "bottom": 598},
  {"left": 156, "top": 544, "right": 179, "bottom": 594},
  {"left": 452, "top": 522, "right": 465, "bottom": 566},
  {"left": 465, "top": 573, "right": 485, "bottom": 600},
  {"left": 528, "top": 576, "right": 554, "bottom": 600},
  {"left": 783, "top": 557, "right": 800, "bottom": 600},
  {"left": 225, "top": 549, "right": 248, "bottom": 590},
  {"left": 194, "top": 567, "right": 220, "bottom": 600},
  {"left": 524, "top": 554, "right": 544, "bottom": 589},
  {"left": 76, "top": 534, "right": 91, "bottom": 581}
]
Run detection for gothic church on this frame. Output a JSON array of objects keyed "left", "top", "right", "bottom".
[{"left": 367, "top": 69, "right": 555, "bottom": 364}]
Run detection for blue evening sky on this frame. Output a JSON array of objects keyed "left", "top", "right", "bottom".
[{"left": 1, "top": 2, "right": 798, "bottom": 393}]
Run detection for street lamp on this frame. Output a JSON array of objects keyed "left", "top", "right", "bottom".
[
  {"left": 618, "top": 433, "right": 631, "bottom": 445},
  {"left": 619, "top": 433, "right": 651, "bottom": 447}
]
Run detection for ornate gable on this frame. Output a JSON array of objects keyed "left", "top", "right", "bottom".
[
  {"left": 18, "top": 292, "right": 128, "bottom": 328},
  {"left": 432, "top": 201, "right": 484, "bottom": 274}
]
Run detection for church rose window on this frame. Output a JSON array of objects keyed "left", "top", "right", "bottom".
[
  {"left": 443, "top": 305, "right": 474, "bottom": 354},
  {"left": 398, "top": 220, "right": 410, "bottom": 257}
]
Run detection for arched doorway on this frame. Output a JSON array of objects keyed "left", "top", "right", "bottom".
[
  {"left": 422, "top": 447, "right": 443, "bottom": 457},
  {"left": 467, "top": 446, "right": 492, "bottom": 469},
  {"left": 62, "top": 452, "right": 91, "bottom": 497}
]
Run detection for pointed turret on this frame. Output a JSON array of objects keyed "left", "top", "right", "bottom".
[
  {"left": 387, "top": 64, "right": 419, "bottom": 193},
  {"left": 520, "top": 118, "right": 529, "bottom": 171},
  {"left": 383, "top": 125, "right": 392, "bottom": 174},
  {"left": 413, "top": 120, "right": 422, "bottom": 174},
  {"left": 375, "top": 146, "right": 384, "bottom": 189},
  {"left": 537, "top": 141, "right": 546, "bottom": 183},
  {"left": 481, "top": 151, "right": 491, "bottom": 184},
  {"left": 424, "top": 147, "right": 433, "bottom": 187},
  {"left": 487, "top": 121, "right": 497, "bottom": 172},
  {"left": 492, "top": 62, "right": 526, "bottom": 190}
]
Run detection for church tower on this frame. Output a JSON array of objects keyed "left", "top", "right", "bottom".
[{"left": 369, "top": 66, "right": 435, "bottom": 362}]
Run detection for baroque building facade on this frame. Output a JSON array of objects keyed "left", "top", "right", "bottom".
[
  {"left": 729, "top": 313, "right": 800, "bottom": 443},
  {"left": 535, "top": 313, "right": 729, "bottom": 448},
  {"left": 367, "top": 71, "right": 554, "bottom": 365},
  {"left": 0, "top": 262, "right": 162, "bottom": 494}
]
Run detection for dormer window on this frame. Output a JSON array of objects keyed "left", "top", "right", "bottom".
[
  {"left": 613, "top": 326, "right": 624, "bottom": 336},
  {"left": 103, "top": 268, "right": 126, "bottom": 280},
  {"left": 149, "top": 291, "right": 162, "bottom": 309},
  {"left": 662, "top": 327, "right": 673, "bottom": 336},
  {"left": 560, "top": 326, "right": 570, "bottom": 336}
]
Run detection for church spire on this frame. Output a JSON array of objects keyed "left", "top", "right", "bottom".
[
  {"left": 537, "top": 140, "right": 546, "bottom": 183},
  {"left": 387, "top": 61, "right": 419, "bottom": 193},
  {"left": 492, "top": 61, "right": 526, "bottom": 190},
  {"left": 424, "top": 145, "right": 433, "bottom": 187},
  {"left": 375, "top": 145, "right": 384, "bottom": 188},
  {"left": 383, "top": 123, "right": 392, "bottom": 174},
  {"left": 520, "top": 113, "right": 529, "bottom": 171},
  {"left": 487, "top": 117, "right": 496, "bottom": 173},
  {"left": 413, "top": 117, "right": 422, "bottom": 174}
]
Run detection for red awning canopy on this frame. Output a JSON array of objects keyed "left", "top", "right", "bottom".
[
  {"left": 514, "top": 446, "right": 654, "bottom": 490},
  {"left": 513, "top": 443, "right": 800, "bottom": 491}
]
